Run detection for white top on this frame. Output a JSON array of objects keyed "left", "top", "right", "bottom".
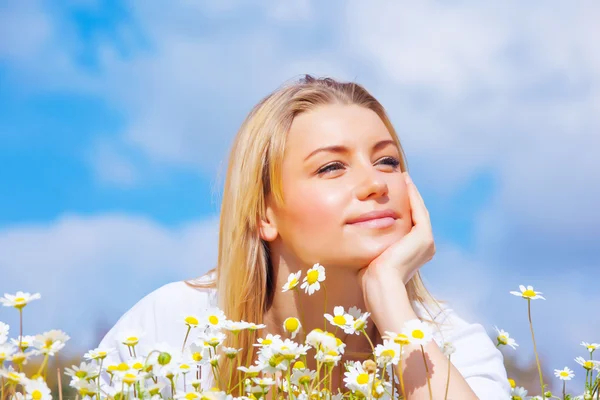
[{"left": 98, "top": 273, "right": 511, "bottom": 399}]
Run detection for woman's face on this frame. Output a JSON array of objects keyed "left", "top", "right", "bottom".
[{"left": 264, "top": 103, "right": 413, "bottom": 270}]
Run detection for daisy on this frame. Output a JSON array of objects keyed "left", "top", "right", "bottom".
[
  {"left": 324, "top": 306, "right": 355, "bottom": 334},
  {"left": 182, "top": 313, "right": 201, "bottom": 328},
  {"left": 575, "top": 356, "right": 600, "bottom": 371},
  {"left": 300, "top": 263, "right": 326, "bottom": 295},
  {"left": 237, "top": 364, "right": 262, "bottom": 377},
  {"left": 83, "top": 347, "right": 115, "bottom": 361},
  {"left": 0, "top": 366, "right": 27, "bottom": 384},
  {"left": 316, "top": 349, "right": 342, "bottom": 365},
  {"left": 0, "top": 292, "right": 41, "bottom": 309},
  {"left": 580, "top": 341, "right": 600, "bottom": 354},
  {"left": 283, "top": 317, "right": 302, "bottom": 339},
  {"left": 441, "top": 342, "right": 456, "bottom": 358},
  {"left": 197, "top": 330, "right": 227, "bottom": 348},
  {"left": 64, "top": 361, "right": 101, "bottom": 381},
  {"left": 0, "top": 343, "right": 17, "bottom": 363},
  {"left": 0, "top": 322, "right": 8, "bottom": 344},
  {"left": 494, "top": 326, "right": 519, "bottom": 350},
  {"left": 382, "top": 331, "right": 411, "bottom": 346},
  {"left": 401, "top": 319, "right": 433, "bottom": 346},
  {"left": 246, "top": 322, "right": 267, "bottom": 331},
  {"left": 119, "top": 329, "right": 145, "bottom": 347},
  {"left": 511, "top": 386, "right": 528, "bottom": 400},
  {"left": 291, "top": 368, "right": 317, "bottom": 387},
  {"left": 253, "top": 333, "right": 282, "bottom": 347},
  {"left": 282, "top": 271, "right": 302, "bottom": 292},
  {"left": 11, "top": 335, "right": 36, "bottom": 351},
  {"left": 343, "top": 361, "right": 372, "bottom": 397},
  {"left": 510, "top": 285, "right": 546, "bottom": 300},
  {"left": 252, "top": 377, "right": 276, "bottom": 388},
  {"left": 305, "top": 328, "right": 337, "bottom": 351},
  {"left": 348, "top": 307, "right": 370, "bottom": 334},
  {"left": 24, "top": 377, "right": 52, "bottom": 400},
  {"left": 32, "top": 330, "right": 70, "bottom": 356},
  {"left": 202, "top": 307, "right": 228, "bottom": 330},
  {"left": 222, "top": 320, "right": 251, "bottom": 334},
  {"left": 554, "top": 367, "right": 574, "bottom": 380},
  {"left": 222, "top": 346, "right": 242, "bottom": 359},
  {"left": 374, "top": 339, "right": 402, "bottom": 366}
]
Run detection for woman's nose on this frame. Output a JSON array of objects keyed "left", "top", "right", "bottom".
[{"left": 354, "top": 168, "right": 389, "bottom": 201}]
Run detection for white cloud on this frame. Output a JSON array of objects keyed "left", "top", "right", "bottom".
[{"left": 0, "top": 214, "right": 219, "bottom": 349}]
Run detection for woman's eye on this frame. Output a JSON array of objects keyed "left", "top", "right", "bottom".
[
  {"left": 378, "top": 156, "right": 401, "bottom": 168},
  {"left": 317, "top": 162, "right": 344, "bottom": 175}
]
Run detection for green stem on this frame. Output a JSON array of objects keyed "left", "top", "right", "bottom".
[
  {"left": 420, "top": 345, "right": 432, "bottom": 400},
  {"left": 398, "top": 345, "right": 406, "bottom": 400},
  {"left": 182, "top": 326, "right": 191, "bottom": 353},
  {"left": 528, "top": 299, "right": 545, "bottom": 396},
  {"left": 444, "top": 355, "right": 451, "bottom": 400}
]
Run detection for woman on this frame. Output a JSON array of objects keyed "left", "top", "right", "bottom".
[{"left": 98, "top": 75, "right": 510, "bottom": 399}]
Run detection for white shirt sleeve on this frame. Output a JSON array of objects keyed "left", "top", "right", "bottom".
[
  {"left": 434, "top": 308, "right": 512, "bottom": 399},
  {"left": 96, "top": 281, "right": 216, "bottom": 392}
]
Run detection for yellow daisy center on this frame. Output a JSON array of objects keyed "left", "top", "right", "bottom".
[
  {"left": 123, "top": 373, "right": 137, "bottom": 385},
  {"left": 208, "top": 315, "right": 219, "bottom": 325},
  {"left": 8, "top": 372, "right": 21, "bottom": 383},
  {"left": 185, "top": 393, "right": 200, "bottom": 400},
  {"left": 185, "top": 316, "right": 199, "bottom": 326},
  {"left": 357, "top": 373, "right": 369, "bottom": 385},
  {"left": 333, "top": 315, "right": 346, "bottom": 325},
  {"left": 75, "top": 371, "right": 88, "bottom": 379},
  {"left": 412, "top": 330, "right": 425, "bottom": 339},
  {"left": 126, "top": 336, "right": 138, "bottom": 344},
  {"left": 299, "top": 375, "right": 311, "bottom": 385},
  {"left": 508, "top": 378, "right": 516, "bottom": 389},
  {"left": 587, "top": 345, "right": 596, "bottom": 350},
  {"left": 285, "top": 318, "right": 299, "bottom": 332},
  {"left": 560, "top": 371, "right": 569, "bottom": 377},
  {"left": 262, "top": 339, "right": 272, "bottom": 345},
  {"left": 289, "top": 278, "right": 298, "bottom": 287},
  {"left": 117, "top": 362, "right": 130, "bottom": 371},
  {"left": 498, "top": 335, "right": 508, "bottom": 345},
  {"left": 522, "top": 289, "right": 536, "bottom": 297},
  {"left": 382, "top": 349, "right": 395, "bottom": 358},
  {"left": 180, "top": 364, "right": 190, "bottom": 370},
  {"left": 293, "top": 361, "right": 305, "bottom": 369},
  {"left": 31, "top": 390, "right": 43, "bottom": 400},
  {"left": 393, "top": 334, "right": 410, "bottom": 345},
  {"left": 307, "top": 270, "right": 319, "bottom": 284},
  {"left": 14, "top": 297, "right": 26, "bottom": 304},
  {"left": 584, "top": 361, "right": 594, "bottom": 370},
  {"left": 132, "top": 362, "right": 143, "bottom": 370},
  {"left": 192, "top": 352, "right": 203, "bottom": 361}
]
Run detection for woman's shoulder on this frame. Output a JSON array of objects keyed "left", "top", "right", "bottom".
[{"left": 98, "top": 273, "right": 217, "bottom": 351}]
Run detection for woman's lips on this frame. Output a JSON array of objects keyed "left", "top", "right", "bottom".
[
  {"left": 346, "top": 209, "right": 399, "bottom": 229},
  {"left": 348, "top": 216, "right": 396, "bottom": 229}
]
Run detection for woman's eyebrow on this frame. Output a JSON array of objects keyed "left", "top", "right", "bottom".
[{"left": 303, "top": 139, "right": 396, "bottom": 162}]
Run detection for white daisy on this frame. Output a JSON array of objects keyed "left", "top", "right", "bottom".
[
  {"left": 202, "top": 307, "right": 228, "bottom": 330},
  {"left": 252, "top": 377, "right": 276, "bottom": 388},
  {"left": 182, "top": 313, "right": 201, "bottom": 328},
  {"left": 0, "top": 342, "right": 17, "bottom": 363},
  {"left": 197, "top": 330, "right": 227, "bottom": 348},
  {"left": 324, "top": 306, "right": 355, "bottom": 334},
  {"left": 0, "top": 322, "right": 8, "bottom": 344},
  {"left": 222, "top": 346, "right": 242, "bottom": 359},
  {"left": 24, "top": 377, "right": 52, "bottom": 400},
  {"left": 382, "top": 331, "right": 411, "bottom": 346},
  {"left": 580, "top": 341, "right": 600, "bottom": 354},
  {"left": 305, "top": 328, "right": 337, "bottom": 352},
  {"left": 282, "top": 271, "right": 302, "bottom": 292},
  {"left": 11, "top": 335, "right": 36, "bottom": 351},
  {"left": 119, "top": 329, "right": 145, "bottom": 347},
  {"left": 83, "top": 347, "right": 115, "bottom": 361},
  {"left": 291, "top": 368, "right": 317, "bottom": 387},
  {"left": 511, "top": 386, "right": 528, "bottom": 400},
  {"left": 343, "top": 361, "right": 372, "bottom": 396},
  {"left": 246, "top": 322, "right": 267, "bottom": 331},
  {"left": 222, "top": 320, "right": 251, "bottom": 334},
  {"left": 348, "top": 307, "right": 370, "bottom": 334},
  {"left": 575, "top": 356, "right": 600, "bottom": 371},
  {"left": 441, "top": 341, "right": 456, "bottom": 357},
  {"left": 283, "top": 317, "right": 302, "bottom": 339},
  {"left": 554, "top": 367, "right": 574, "bottom": 380},
  {"left": 494, "top": 326, "right": 519, "bottom": 350},
  {"left": 32, "top": 330, "right": 70, "bottom": 356},
  {"left": 237, "top": 364, "right": 262, "bottom": 377},
  {"left": 64, "top": 361, "right": 101, "bottom": 381},
  {"left": 401, "top": 319, "right": 433, "bottom": 346},
  {"left": 0, "top": 292, "right": 41, "bottom": 309},
  {"left": 300, "top": 263, "right": 326, "bottom": 295},
  {"left": 509, "top": 285, "right": 546, "bottom": 300},
  {"left": 374, "top": 339, "right": 402, "bottom": 366},
  {"left": 253, "top": 333, "right": 282, "bottom": 347},
  {"left": 0, "top": 367, "right": 27, "bottom": 384},
  {"left": 316, "top": 349, "right": 342, "bottom": 365}
]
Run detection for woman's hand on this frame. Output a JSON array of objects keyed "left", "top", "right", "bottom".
[{"left": 358, "top": 172, "right": 436, "bottom": 307}]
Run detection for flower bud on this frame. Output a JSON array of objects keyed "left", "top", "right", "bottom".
[
  {"left": 157, "top": 352, "right": 172, "bottom": 365},
  {"left": 363, "top": 359, "right": 377, "bottom": 374}
]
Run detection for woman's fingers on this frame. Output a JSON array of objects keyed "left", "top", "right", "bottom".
[{"left": 404, "top": 172, "right": 432, "bottom": 231}]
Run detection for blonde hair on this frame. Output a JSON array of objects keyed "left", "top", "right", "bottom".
[{"left": 187, "top": 75, "right": 445, "bottom": 388}]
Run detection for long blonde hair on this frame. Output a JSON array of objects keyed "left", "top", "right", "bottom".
[{"left": 187, "top": 75, "right": 445, "bottom": 388}]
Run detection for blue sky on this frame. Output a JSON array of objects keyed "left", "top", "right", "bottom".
[{"left": 1, "top": 0, "right": 599, "bottom": 393}]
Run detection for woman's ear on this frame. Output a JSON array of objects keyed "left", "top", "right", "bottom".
[{"left": 259, "top": 204, "right": 279, "bottom": 242}]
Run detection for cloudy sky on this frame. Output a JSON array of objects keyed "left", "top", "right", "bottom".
[{"left": 1, "top": 0, "right": 599, "bottom": 392}]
